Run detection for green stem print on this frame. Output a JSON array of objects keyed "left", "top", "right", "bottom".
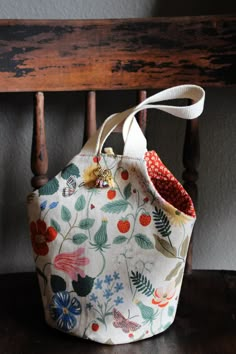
[
  {"left": 119, "top": 250, "right": 133, "bottom": 295},
  {"left": 96, "top": 250, "right": 106, "bottom": 278},
  {"left": 86, "top": 190, "right": 95, "bottom": 241},
  {"left": 58, "top": 213, "right": 78, "bottom": 254}
]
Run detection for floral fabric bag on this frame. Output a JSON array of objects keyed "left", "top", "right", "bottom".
[{"left": 27, "top": 84, "right": 205, "bottom": 345}]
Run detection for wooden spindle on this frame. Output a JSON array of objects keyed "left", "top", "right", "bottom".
[
  {"left": 137, "top": 90, "right": 147, "bottom": 133},
  {"left": 31, "top": 92, "right": 48, "bottom": 189},
  {"left": 85, "top": 91, "right": 97, "bottom": 140},
  {"left": 182, "top": 116, "right": 200, "bottom": 274}
]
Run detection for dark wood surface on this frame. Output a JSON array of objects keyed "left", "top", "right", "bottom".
[
  {"left": 0, "top": 15, "right": 235, "bottom": 92},
  {"left": 0, "top": 271, "right": 235, "bottom": 354}
]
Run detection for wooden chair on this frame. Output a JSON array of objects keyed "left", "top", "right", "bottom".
[{"left": 0, "top": 15, "right": 236, "bottom": 353}]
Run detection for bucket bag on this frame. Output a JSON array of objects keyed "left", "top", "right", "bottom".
[{"left": 27, "top": 84, "right": 205, "bottom": 344}]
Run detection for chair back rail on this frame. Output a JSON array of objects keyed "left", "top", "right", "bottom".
[{"left": 1, "top": 15, "right": 236, "bottom": 273}]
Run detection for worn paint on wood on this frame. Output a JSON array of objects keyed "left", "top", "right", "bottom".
[{"left": 0, "top": 16, "right": 235, "bottom": 92}]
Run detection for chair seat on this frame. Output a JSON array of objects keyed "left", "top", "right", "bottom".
[{"left": 0, "top": 270, "right": 235, "bottom": 353}]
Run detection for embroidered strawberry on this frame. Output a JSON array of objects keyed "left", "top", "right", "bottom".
[
  {"left": 91, "top": 323, "right": 99, "bottom": 331},
  {"left": 143, "top": 197, "right": 149, "bottom": 203},
  {"left": 117, "top": 218, "right": 130, "bottom": 233},
  {"left": 121, "top": 169, "right": 129, "bottom": 180},
  {"left": 139, "top": 212, "right": 151, "bottom": 227},
  {"left": 107, "top": 189, "right": 116, "bottom": 200}
]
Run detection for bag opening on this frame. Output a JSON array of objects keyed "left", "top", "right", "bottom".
[{"left": 145, "top": 151, "right": 196, "bottom": 217}]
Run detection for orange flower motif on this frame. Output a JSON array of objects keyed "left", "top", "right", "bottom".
[
  {"left": 152, "top": 283, "right": 175, "bottom": 308},
  {"left": 30, "top": 219, "right": 57, "bottom": 256},
  {"left": 54, "top": 248, "right": 90, "bottom": 281}
]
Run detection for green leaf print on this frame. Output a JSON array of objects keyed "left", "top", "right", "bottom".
[
  {"left": 39, "top": 177, "right": 59, "bottom": 196},
  {"left": 124, "top": 183, "right": 131, "bottom": 200},
  {"left": 175, "top": 268, "right": 184, "bottom": 288},
  {"left": 101, "top": 200, "right": 129, "bottom": 214},
  {"left": 61, "top": 205, "right": 72, "bottom": 222},
  {"left": 51, "top": 275, "right": 66, "bottom": 293},
  {"left": 75, "top": 195, "right": 86, "bottom": 211},
  {"left": 180, "top": 235, "right": 190, "bottom": 258},
  {"left": 165, "top": 262, "right": 182, "bottom": 281},
  {"left": 134, "top": 234, "right": 154, "bottom": 249},
  {"left": 130, "top": 271, "right": 154, "bottom": 296},
  {"left": 79, "top": 218, "right": 95, "bottom": 230},
  {"left": 72, "top": 274, "right": 94, "bottom": 297},
  {"left": 113, "top": 235, "right": 128, "bottom": 244},
  {"left": 154, "top": 234, "right": 177, "bottom": 258},
  {"left": 72, "top": 233, "right": 88, "bottom": 245},
  {"left": 50, "top": 219, "right": 61, "bottom": 233},
  {"left": 152, "top": 207, "right": 171, "bottom": 238},
  {"left": 61, "top": 163, "right": 80, "bottom": 180},
  {"left": 168, "top": 306, "right": 175, "bottom": 317}
]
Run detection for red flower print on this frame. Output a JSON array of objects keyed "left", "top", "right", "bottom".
[
  {"left": 152, "top": 283, "right": 175, "bottom": 308},
  {"left": 54, "top": 248, "right": 90, "bottom": 281},
  {"left": 30, "top": 219, "right": 57, "bottom": 256}
]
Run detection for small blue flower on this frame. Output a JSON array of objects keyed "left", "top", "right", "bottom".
[
  {"left": 114, "top": 282, "right": 124, "bottom": 292},
  {"left": 40, "top": 201, "right": 47, "bottom": 210},
  {"left": 94, "top": 278, "right": 103, "bottom": 289},
  {"left": 49, "top": 291, "right": 81, "bottom": 332},
  {"left": 49, "top": 201, "right": 59, "bottom": 209},
  {"left": 104, "top": 274, "right": 113, "bottom": 285},
  {"left": 114, "top": 296, "right": 124, "bottom": 306},
  {"left": 103, "top": 289, "right": 113, "bottom": 299},
  {"left": 86, "top": 302, "right": 93, "bottom": 310},
  {"left": 90, "top": 293, "right": 98, "bottom": 303},
  {"left": 113, "top": 271, "right": 120, "bottom": 280}
]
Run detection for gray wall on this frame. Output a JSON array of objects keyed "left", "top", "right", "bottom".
[{"left": 0, "top": 0, "right": 236, "bottom": 273}]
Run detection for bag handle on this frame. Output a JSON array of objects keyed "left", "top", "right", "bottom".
[{"left": 81, "top": 84, "right": 205, "bottom": 158}]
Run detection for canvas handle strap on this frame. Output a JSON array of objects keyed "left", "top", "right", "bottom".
[{"left": 81, "top": 84, "right": 205, "bottom": 158}]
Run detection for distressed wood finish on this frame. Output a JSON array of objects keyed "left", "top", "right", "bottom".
[
  {"left": 31, "top": 92, "right": 48, "bottom": 189},
  {"left": 0, "top": 15, "right": 235, "bottom": 92}
]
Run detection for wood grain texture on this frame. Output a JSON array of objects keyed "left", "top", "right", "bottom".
[{"left": 0, "top": 15, "right": 235, "bottom": 92}]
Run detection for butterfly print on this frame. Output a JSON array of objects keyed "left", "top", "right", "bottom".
[
  {"left": 112, "top": 308, "right": 141, "bottom": 333},
  {"left": 62, "top": 176, "right": 77, "bottom": 197}
]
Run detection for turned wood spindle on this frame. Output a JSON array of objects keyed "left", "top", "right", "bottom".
[
  {"left": 137, "top": 90, "right": 147, "bottom": 134},
  {"left": 85, "top": 91, "right": 97, "bottom": 141},
  {"left": 31, "top": 92, "right": 48, "bottom": 189},
  {"left": 182, "top": 116, "right": 200, "bottom": 275}
]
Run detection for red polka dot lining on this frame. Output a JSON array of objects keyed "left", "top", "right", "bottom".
[{"left": 144, "top": 151, "right": 196, "bottom": 217}]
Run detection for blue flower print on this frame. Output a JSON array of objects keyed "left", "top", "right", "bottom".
[
  {"left": 113, "top": 271, "right": 120, "bottom": 280},
  {"left": 114, "top": 296, "right": 124, "bottom": 306},
  {"left": 49, "top": 201, "right": 59, "bottom": 209},
  {"left": 90, "top": 293, "right": 98, "bottom": 303},
  {"left": 104, "top": 274, "right": 113, "bottom": 285},
  {"left": 94, "top": 278, "right": 103, "bottom": 289},
  {"left": 103, "top": 289, "right": 113, "bottom": 300},
  {"left": 49, "top": 291, "right": 81, "bottom": 332},
  {"left": 40, "top": 201, "right": 47, "bottom": 210},
  {"left": 114, "top": 282, "right": 124, "bottom": 293}
]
